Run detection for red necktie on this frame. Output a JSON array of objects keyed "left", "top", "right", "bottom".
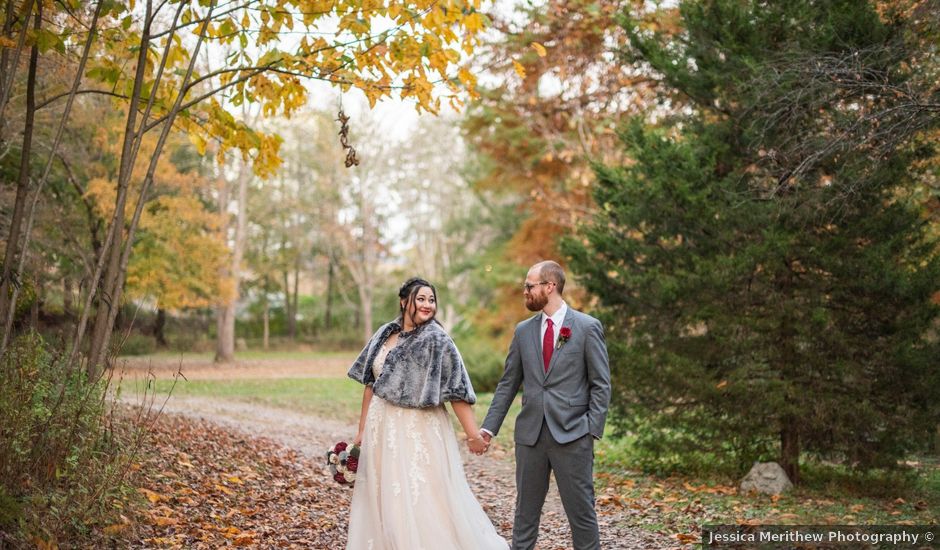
[{"left": 543, "top": 318, "right": 554, "bottom": 373}]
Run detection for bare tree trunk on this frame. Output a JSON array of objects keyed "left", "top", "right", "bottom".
[
  {"left": 154, "top": 308, "right": 167, "bottom": 347},
  {"left": 63, "top": 278, "right": 73, "bottom": 317},
  {"left": 358, "top": 283, "right": 373, "bottom": 345},
  {"left": 262, "top": 275, "right": 270, "bottom": 350},
  {"left": 282, "top": 267, "right": 293, "bottom": 340},
  {"left": 0, "top": 0, "right": 34, "bottom": 140},
  {"left": 291, "top": 255, "right": 299, "bottom": 339},
  {"left": 85, "top": 0, "right": 212, "bottom": 377},
  {"left": 215, "top": 156, "right": 249, "bottom": 362},
  {"left": 28, "top": 279, "right": 39, "bottom": 330},
  {"left": 0, "top": 0, "right": 104, "bottom": 357},
  {"left": 0, "top": 0, "right": 38, "bottom": 347},
  {"left": 779, "top": 419, "right": 800, "bottom": 484},
  {"left": 84, "top": 3, "right": 155, "bottom": 375},
  {"left": 325, "top": 257, "right": 334, "bottom": 330},
  {"left": 214, "top": 170, "right": 232, "bottom": 362}
]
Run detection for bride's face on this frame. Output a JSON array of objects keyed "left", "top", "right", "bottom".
[{"left": 403, "top": 286, "right": 437, "bottom": 327}]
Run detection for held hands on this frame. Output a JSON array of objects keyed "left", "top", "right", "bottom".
[{"left": 466, "top": 432, "right": 490, "bottom": 455}]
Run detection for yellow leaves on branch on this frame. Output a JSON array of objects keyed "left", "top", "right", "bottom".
[{"left": 79, "top": 0, "right": 485, "bottom": 178}]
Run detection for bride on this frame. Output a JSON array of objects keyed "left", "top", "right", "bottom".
[{"left": 345, "top": 277, "right": 508, "bottom": 550}]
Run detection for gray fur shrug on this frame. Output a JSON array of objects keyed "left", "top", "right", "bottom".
[{"left": 347, "top": 320, "right": 476, "bottom": 408}]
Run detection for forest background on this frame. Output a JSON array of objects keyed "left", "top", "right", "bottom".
[{"left": 1, "top": 0, "right": 938, "bottom": 546}]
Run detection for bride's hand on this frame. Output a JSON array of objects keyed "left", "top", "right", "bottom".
[
  {"left": 354, "top": 432, "right": 363, "bottom": 447},
  {"left": 466, "top": 433, "right": 489, "bottom": 455}
]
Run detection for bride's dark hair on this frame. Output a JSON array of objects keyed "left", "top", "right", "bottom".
[{"left": 398, "top": 277, "right": 438, "bottom": 331}]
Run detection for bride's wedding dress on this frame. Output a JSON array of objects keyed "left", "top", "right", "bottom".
[{"left": 346, "top": 342, "right": 508, "bottom": 550}]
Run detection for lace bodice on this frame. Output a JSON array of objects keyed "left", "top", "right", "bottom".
[{"left": 372, "top": 341, "right": 392, "bottom": 379}]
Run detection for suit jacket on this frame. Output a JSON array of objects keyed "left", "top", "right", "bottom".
[{"left": 482, "top": 307, "right": 611, "bottom": 446}]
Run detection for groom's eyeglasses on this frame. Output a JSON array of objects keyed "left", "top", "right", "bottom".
[{"left": 522, "top": 281, "right": 552, "bottom": 292}]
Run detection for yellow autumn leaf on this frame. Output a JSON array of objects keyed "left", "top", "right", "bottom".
[
  {"left": 138, "top": 487, "right": 163, "bottom": 504},
  {"left": 103, "top": 523, "right": 129, "bottom": 535},
  {"left": 531, "top": 42, "right": 547, "bottom": 57},
  {"left": 512, "top": 60, "right": 526, "bottom": 79}
]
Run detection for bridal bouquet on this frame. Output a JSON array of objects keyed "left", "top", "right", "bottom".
[{"left": 326, "top": 441, "right": 360, "bottom": 486}]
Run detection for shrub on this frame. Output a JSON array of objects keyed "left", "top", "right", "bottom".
[
  {"left": 454, "top": 335, "right": 505, "bottom": 393},
  {"left": 117, "top": 333, "right": 157, "bottom": 356},
  {"left": 0, "top": 332, "right": 147, "bottom": 546}
]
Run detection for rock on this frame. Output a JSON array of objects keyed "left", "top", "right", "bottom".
[
  {"left": 235, "top": 337, "right": 248, "bottom": 351},
  {"left": 739, "top": 462, "right": 793, "bottom": 495}
]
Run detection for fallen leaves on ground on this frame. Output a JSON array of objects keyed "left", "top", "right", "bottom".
[{"left": 126, "top": 415, "right": 350, "bottom": 549}]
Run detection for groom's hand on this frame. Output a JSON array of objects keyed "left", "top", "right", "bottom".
[{"left": 467, "top": 434, "right": 489, "bottom": 455}]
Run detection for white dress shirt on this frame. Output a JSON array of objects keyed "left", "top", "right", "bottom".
[{"left": 541, "top": 301, "right": 568, "bottom": 350}]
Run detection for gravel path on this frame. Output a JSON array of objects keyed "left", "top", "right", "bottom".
[{"left": 146, "top": 395, "right": 676, "bottom": 549}]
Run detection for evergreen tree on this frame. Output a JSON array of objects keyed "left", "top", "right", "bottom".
[{"left": 566, "top": 0, "right": 940, "bottom": 481}]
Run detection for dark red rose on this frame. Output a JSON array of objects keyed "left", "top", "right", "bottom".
[
  {"left": 334, "top": 441, "right": 348, "bottom": 453},
  {"left": 334, "top": 472, "right": 347, "bottom": 484},
  {"left": 346, "top": 457, "right": 359, "bottom": 472},
  {"left": 560, "top": 327, "right": 572, "bottom": 339}
]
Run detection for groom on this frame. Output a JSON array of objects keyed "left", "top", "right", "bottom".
[{"left": 481, "top": 260, "right": 611, "bottom": 550}]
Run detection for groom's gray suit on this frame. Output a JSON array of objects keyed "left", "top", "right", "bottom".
[{"left": 482, "top": 305, "right": 611, "bottom": 550}]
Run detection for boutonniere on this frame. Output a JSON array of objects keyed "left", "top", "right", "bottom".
[{"left": 556, "top": 327, "right": 572, "bottom": 350}]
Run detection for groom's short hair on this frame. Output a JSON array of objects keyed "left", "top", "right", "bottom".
[{"left": 538, "top": 261, "right": 566, "bottom": 294}]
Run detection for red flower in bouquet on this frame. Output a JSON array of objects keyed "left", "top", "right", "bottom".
[
  {"left": 326, "top": 441, "right": 360, "bottom": 487},
  {"left": 556, "top": 327, "right": 572, "bottom": 349}
]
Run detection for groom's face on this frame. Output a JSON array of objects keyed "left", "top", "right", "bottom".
[{"left": 523, "top": 270, "right": 550, "bottom": 312}]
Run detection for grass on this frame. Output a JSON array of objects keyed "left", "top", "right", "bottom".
[
  {"left": 145, "top": 377, "right": 365, "bottom": 421},
  {"left": 146, "top": 375, "right": 940, "bottom": 538},
  {"left": 124, "top": 350, "right": 357, "bottom": 361}
]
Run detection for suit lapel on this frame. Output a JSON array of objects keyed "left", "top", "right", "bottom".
[
  {"left": 544, "top": 309, "right": 575, "bottom": 379},
  {"left": 530, "top": 314, "right": 543, "bottom": 376}
]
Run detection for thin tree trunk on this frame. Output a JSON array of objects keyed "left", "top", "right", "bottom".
[
  {"left": 216, "top": 156, "right": 248, "bottom": 362},
  {"left": 87, "top": 0, "right": 214, "bottom": 375},
  {"left": 358, "top": 284, "right": 372, "bottom": 345},
  {"left": 63, "top": 278, "right": 73, "bottom": 317},
  {"left": 0, "top": 0, "right": 35, "bottom": 140},
  {"left": 28, "top": 279, "right": 39, "bottom": 330},
  {"left": 1, "top": 0, "right": 103, "bottom": 357},
  {"left": 282, "top": 267, "right": 293, "bottom": 340},
  {"left": 325, "top": 257, "right": 334, "bottom": 330},
  {"left": 291, "top": 255, "right": 299, "bottom": 339},
  {"left": 779, "top": 420, "right": 800, "bottom": 484},
  {"left": 84, "top": 3, "right": 155, "bottom": 374},
  {"left": 214, "top": 169, "right": 232, "bottom": 362},
  {"left": 154, "top": 308, "right": 167, "bottom": 347},
  {"left": 262, "top": 277, "right": 270, "bottom": 351},
  {"left": 0, "top": 0, "right": 38, "bottom": 350}
]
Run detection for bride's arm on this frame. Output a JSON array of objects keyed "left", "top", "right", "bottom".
[
  {"left": 450, "top": 401, "right": 488, "bottom": 454},
  {"left": 354, "top": 386, "right": 374, "bottom": 446}
]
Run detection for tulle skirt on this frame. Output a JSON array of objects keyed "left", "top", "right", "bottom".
[{"left": 346, "top": 396, "right": 508, "bottom": 550}]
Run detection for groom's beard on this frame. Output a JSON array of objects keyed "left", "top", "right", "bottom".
[{"left": 525, "top": 293, "right": 548, "bottom": 312}]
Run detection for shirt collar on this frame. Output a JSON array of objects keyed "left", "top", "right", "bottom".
[{"left": 542, "top": 301, "right": 568, "bottom": 327}]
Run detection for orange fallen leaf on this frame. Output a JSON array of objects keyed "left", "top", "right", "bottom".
[
  {"left": 138, "top": 488, "right": 163, "bottom": 504},
  {"left": 150, "top": 516, "right": 178, "bottom": 527},
  {"left": 102, "top": 523, "right": 129, "bottom": 536}
]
